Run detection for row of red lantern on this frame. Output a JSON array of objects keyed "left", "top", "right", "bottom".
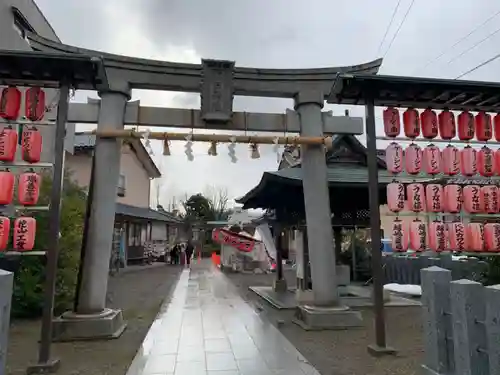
[
  {"left": 386, "top": 143, "right": 494, "bottom": 177},
  {"left": 383, "top": 107, "right": 496, "bottom": 142},
  {"left": 388, "top": 182, "right": 498, "bottom": 214},
  {"left": 0, "top": 127, "right": 42, "bottom": 163},
  {"left": 0, "top": 86, "right": 46, "bottom": 121},
  {"left": 392, "top": 219, "right": 497, "bottom": 253},
  {"left": 0, "top": 171, "right": 41, "bottom": 206},
  {"left": 0, "top": 217, "right": 36, "bottom": 251}
]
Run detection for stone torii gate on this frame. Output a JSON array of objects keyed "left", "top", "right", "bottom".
[{"left": 28, "top": 32, "right": 383, "bottom": 338}]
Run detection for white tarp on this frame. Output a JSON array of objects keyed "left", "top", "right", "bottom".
[{"left": 254, "top": 224, "right": 277, "bottom": 263}]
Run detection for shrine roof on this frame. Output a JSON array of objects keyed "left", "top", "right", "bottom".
[
  {"left": 328, "top": 73, "right": 500, "bottom": 112},
  {"left": 0, "top": 50, "right": 107, "bottom": 89}
]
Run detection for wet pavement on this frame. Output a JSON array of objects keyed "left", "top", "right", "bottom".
[{"left": 125, "top": 262, "right": 321, "bottom": 375}]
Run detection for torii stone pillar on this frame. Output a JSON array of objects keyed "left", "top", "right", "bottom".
[
  {"left": 52, "top": 84, "right": 130, "bottom": 340},
  {"left": 293, "top": 91, "right": 362, "bottom": 329}
]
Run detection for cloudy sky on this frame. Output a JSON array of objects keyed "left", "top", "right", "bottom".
[{"left": 36, "top": 0, "right": 500, "bottom": 208}]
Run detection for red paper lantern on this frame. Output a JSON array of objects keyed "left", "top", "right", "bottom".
[
  {"left": 0, "top": 170, "right": 15, "bottom": 205},
  {"left": 457, "top": 111, "right": 475, "bottom": 141},
  {"left": 13, "top": 217, "right": 36, "bottom": 251},
  {"left": 460, "top": 146, "right": 477, "bottom": 176},
  {"left": 423, "top": 145, "right": 441, "bottom": 175},
  {"left": 495, "top": 149, "right": 500, "bottom": 176},
  {"left": 443, "top": 184, "right": 462, "bottom": 213},
  {"left": 475, "top": 111, "right": 493, "bottom": 142},
  {"left": 386, "top": 143, "right": 404, "bottom": 174},
  {"left": 403, "top": 108, "right": 420, "bottom": 138},
  {"left": 482, "top": 185, "right": 499, "bottom": 214},
  {"left": 410, "top": 219, "right": 427, "bottom": 252},
  {"left": 0, "top": 217, "right": 10, "bottom": 251},
  {"left": 383, "top": 107, "right": 400, "bottom": 137},
  {"left": 421, "top": 108, "right": 438, "bottom": 139},
  {"left": 18, "top": 172, "right": 41, "bottom": 206},
  {"left": 407, "top": 183, "right": 425, "bottom": 212},
  {"left": 405, "top": 144, "right": 422, "bottom": 175},
  {"left": 25, "top": 87, "right": 46, "bottom": 122},
  {"left": 463, "top": 185, "right": 483, "bottom": 213},
  {"left": 0, "top": 86, "right": 21, "bottom": 120},
  {"left": 449, "top": 222, "right": 467, "bottom": 252},
  {"left": 428, "top": 221, "right": 446, "bottom": 252},
  {"left": 392, "top": 219, "right": 409, "bottom": 252},
  {"left": 467, "top": 223, "right": 485, "bottom": 252},
  {"left": 477, "top": 146, "right": 495, "bottom": 177},
  {"left": 438, "top": 109, "right": 456, "bottom": 140},
  {"left": 0, "top": 127, "right": 18, "bottom": 162},
  {"left": 442, "top": 145, "right": 460, "bottom": 176},
  {"left": 387, "top": 182, "right": 405, "bottom": 213},
  {"left": 494, "top": 114, "right": 500, "bottom": 142},
  {"left": 425, "top": 184, "right": 443, "bottom": 212},
  {"left": 484, "top": 223, "right": 500, "bottom": 252},
  {"left": 22, "top": 128, "right": 42, "bottom": 163}
]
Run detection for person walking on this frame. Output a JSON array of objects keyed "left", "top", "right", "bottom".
[
  {"left": 185, "top": 240, "right": 194, "bottom": 268},
  {"left": 170, "top": 243, "right": 179, "bottom": 265}
]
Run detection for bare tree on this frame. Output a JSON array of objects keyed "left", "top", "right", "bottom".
[{"left": 204, "top": 185, "right": 230, "bottom": 220}]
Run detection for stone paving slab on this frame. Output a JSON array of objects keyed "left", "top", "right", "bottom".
[{"left": 126, "top": 263, "right": 321, "bottom": 375}]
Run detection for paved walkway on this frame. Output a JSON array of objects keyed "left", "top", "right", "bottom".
[{"left": 126, "top": 262, "right": 321, "bottom": 375}]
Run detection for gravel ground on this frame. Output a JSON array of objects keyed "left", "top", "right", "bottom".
[
  {"left": 225, "top": 269, "right": 424, "bottom": 375},
  {"left": 7, "top": 263, "right": 183, "bottom": 375}
]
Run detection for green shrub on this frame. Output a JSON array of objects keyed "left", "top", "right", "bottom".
[{"left": 12, "top": 173, "right": 86, "bottom": 318}]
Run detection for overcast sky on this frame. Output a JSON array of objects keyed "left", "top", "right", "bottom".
[{"left": 36, "top": 0, "right": 500, "bottom": 208}]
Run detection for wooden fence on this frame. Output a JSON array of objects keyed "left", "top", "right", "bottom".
[{"left": 421, "top": 266, "right": 500, "bottom": 375}]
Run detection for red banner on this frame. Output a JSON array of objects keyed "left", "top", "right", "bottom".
[{"left": 212, "top": 228, "right": 256, "bottom": 253}]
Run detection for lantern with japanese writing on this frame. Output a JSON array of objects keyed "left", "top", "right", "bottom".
[
  {"left": 428, "top": 221, "right": 446, "bottom": 252},
  {"left": 0, "top": 170, "right": 15, "bottom": 205},
  {"left": 423, "top": 145, "right": 441, "bottom": 175},
  {"left": 25, "top": 87, "right": 46, "bottom": 122},
  {"left": 18, "top": 172, "right": 41, "bottom": 206},
  {"left": 383, "top": 107, "right": 400, "bottom": 137},
  {"left": 405, "top": 144, "right": 422, "bottom": 175},
  {"left": 442, "top": 145, "right": 460, "bottom": 176},
  {"left": 22, "top": 128, "right": 42, "bottom": 163},
  {"left": 467, "top": 223, "right": 485, "bottom": 252},
  {"left": 438, "top": 109, "right": 456, "bottom": 140},
  {"left": 460, "top": 146, "right": 477, "bottom": 176},
  {"left": 449, "top": 222, "right": 467, "bottom": 252},
  {"left": 495, "top": 150, "right": 500, "bottom": 176},
  {"left": 0, "top": 217, "right": 10, "bottom": 251},
  {"left": 425, "top": 184, "right": 443, "bottom": 212},
  {"left": 443, "top": 184, "right": 462, "bottom": 213},
  {"left": 392, "top": 219, "right": 408, "bottom": 252},
  {"left": 421, "top": 108, "right": 438, "bottom": 139},
  {"left": 478, "top": 146, "right": 495, "bottom": 177},
  {"left": 457, "top": 111, "right": 475, "bottom": 141},
  {"left": 410, "top": 219, "right": 427, "bottom": 252},
  {"left": 0, "top": 127, "right": 18, "bottom": 162},
  {"left": 475, "top": 111, "right": 493, "bottom": 142},
  {"left": 13, "top": 217, "right": 36, "bottom": 251},
  {"left": 387, "top": 182, "right": 405, "bottom": 213},
  {"left": 463, "top": 185, "right": 483, "bottom": 213},
  {"left": 386, "top": 142, "right": 403, "bottom": 174},
  {"left": 407, "top": 183, "right": 425, "bottom": 212},
  {"left": 494, "top": 114, "right": 500, "bottom": 142},
  {"left": 484, "top": 223, "right": 500, "bottom": 252},
  {"left": 0, "top": 86, "right": 21, "bottom": 120},
  {"left": 403, "top": 108, "right": 420, "bottom": 138},
  {"left": 482, "top": 185, "right": 499, "bottom": 213}
]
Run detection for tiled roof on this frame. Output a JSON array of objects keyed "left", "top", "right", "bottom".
[{"left": 116, "top": 203, "right": 182, "bottom": 223}]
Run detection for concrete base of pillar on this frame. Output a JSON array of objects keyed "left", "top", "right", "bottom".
[
  {"left": 367, "top": 344, "right": 397, "bottom": 357},
  {"left": 52, "top": 308, "right": 126, "bottom": 341},
  {"left": 293, "top": 304, "right": 363, "bottom": 331},
  {"left": 26, "top": 359, "right": 60, "bottom": 374},
  {"left": 273, "top": 278, "right": 288, "bottom": 293},
  {"left": 296, "top": 289, "right": 314, "bottom": 305}
]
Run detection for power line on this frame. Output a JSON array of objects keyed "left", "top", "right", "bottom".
[
  {"left": 413, "top": 9, "right": 500, "bottom": 74},
  {"left": 383, "top": 0, "right": 416, "bottom": 58},
  {"left": 445, "top": 25, "right": 500, "bottom": 66},
  {"left": 455, "top": 51, "right": 500, "bottom": 79},
  {"left": 376, "top": 0, "right": 402, "bottom": 57}
]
